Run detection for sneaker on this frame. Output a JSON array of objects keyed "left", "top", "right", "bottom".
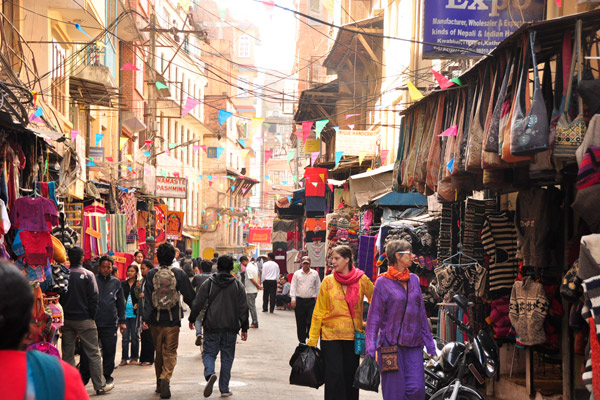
[
  {"left": 96, "top": 382, "right": 114, "bottom": 395},
  {"left": 195, "top": 335, "right": 203, "bottom": 346},
  {"left": 160, "top": 379, "right": 171, "bottom": 399},
  {"left": 204, "top": 374, "right": 217, "bottom": 398},
  {"left": 221, "top": 392, "right": 233, "bottom": 397}
]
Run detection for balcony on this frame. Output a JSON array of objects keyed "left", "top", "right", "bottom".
[{"left": 69, "top": 44, "right": 119, "bottom": 107}]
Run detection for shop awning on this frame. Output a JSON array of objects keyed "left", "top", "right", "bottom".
[
  {"left": 181, "top": 230, "right": 200, "bottom": 240},
  {"left": 122, "top": 112, "right": 146, "bottom": 134},
  {"left": 373, "top": 191, "right": 428, "bottom": 207},
  {"left": 348, "top": 164, "right": 394, "bottom": 207},
  {"left": 28, "top": 127, "right": 65, "bottom": 142}
]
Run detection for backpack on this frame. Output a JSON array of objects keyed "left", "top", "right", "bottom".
[
  {"left": 152, "top": 266, "right": 180, "bottom": 321},
  {"left": 182, "top": 257, "right": 194, "bottom": 278}
]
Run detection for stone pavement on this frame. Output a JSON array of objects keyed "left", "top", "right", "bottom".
[{"left": 87, "top": 296, "right": 381, "bottom": 399}]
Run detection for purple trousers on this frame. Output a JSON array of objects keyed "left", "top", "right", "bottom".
[{"left": 378, "top": 346, "right": 425, "bottom": 400}]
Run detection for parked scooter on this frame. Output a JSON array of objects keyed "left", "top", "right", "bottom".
[{"left": 424, "top": 294, "right": 499, "bottom": 400}]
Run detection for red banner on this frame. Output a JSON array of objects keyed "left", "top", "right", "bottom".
[
  {"left": 154, "top": 204, "right": 167, "bottom": 244},
  {"left": 248, "top": 228, "right": 272, "bottom": 243}
]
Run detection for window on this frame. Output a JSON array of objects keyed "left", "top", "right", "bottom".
[
  {"left": 237, "top": 77, "right": 249, "bottom": 98},
  {"left": 51, "top": 40, "right": 66, "bottom": 115},
  {"left": 273, "top": 171, "right": 280, "bottom": 185},
  {"left": 310, "top": 0, "right": 320, "bottom": 12},
  {"left": 207, "top": 147, "right": 218, "bottom": 158},
  {"left": 135, "top": 48, "right": 144, "bottom": 95},
  {"left": 238, "top": 35, "right": 250, "bottom": 58}
]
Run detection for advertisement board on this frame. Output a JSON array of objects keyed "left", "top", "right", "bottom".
[
  {"left": 248, "top": 228, "right": 272, "bottom": 243},
  {"left": 335, "top": 130, "right": 377, "bottom": 156},
  {"left": 155, "top": 176, "right": 188, "bottom": 199},
  {"left": 422, "top": 0, "right": 545, "bottom": 59},
  {"left": 166, "top": 211, "right": 184, "bottom": 240},
  {"left": 154, "top": 204, "right": 167, "bottom": 244}
]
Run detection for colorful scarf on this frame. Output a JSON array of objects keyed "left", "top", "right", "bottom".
[
  {"left": 333, "top": 267, "right": 364, "bottom": 319},
  {"left": 384, "top": 265, "right": 410, "bottom": 281}
]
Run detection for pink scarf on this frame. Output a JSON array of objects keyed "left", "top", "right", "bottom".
[{"left": 333, "top": 267, "right": 364, "bottom": 319}]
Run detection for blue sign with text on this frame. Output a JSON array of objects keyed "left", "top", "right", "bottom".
[{"left": 422, "top": 0, "right": 545, "bottom": 59}]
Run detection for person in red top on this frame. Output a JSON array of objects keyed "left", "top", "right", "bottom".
[{"left": 0, "top": 261, "right": 89, "bottom": 400}]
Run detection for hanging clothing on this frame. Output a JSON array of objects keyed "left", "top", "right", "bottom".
[
  {"left": 357, "top": 235, "right": 376, "bottom": 280},
  {"left": 481, "top": 212, "right": 519, "bottom": 299},
  {"left": 306, "top": 242, "right": 326, "bottom": 268},
  {"left": 119, "top": 192, "right": 137, "bottom": 236},
  {"left": 509, "top": 277, "right": 549, "bottom": 346},
  {"left": 10, "top": 197, "right": 58, "bottom": 232}
]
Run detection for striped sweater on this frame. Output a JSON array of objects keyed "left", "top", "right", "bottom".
[{"left": 481, "top": 212, "right": 519, "bottom": 299}]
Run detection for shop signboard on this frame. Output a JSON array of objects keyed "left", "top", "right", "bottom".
[
  {"left": 335, "top": 130, "right": 377, "bottom": 156},
  {"left": 166, "top": 211, "right": 184, "bottom": 240},
  {"left": 248, "top": 228, "right": 272, "bottom": 243},
  {"left": 422, "top": 0, "right": 545, "bottom": 59},
  {"left": 88, "top": 147, "right": 104, "bottom": 168},
  {"left": 155, "top": 176, "right": 187, "bottom": 199}
]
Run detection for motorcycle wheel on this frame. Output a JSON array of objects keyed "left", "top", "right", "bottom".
[{"left": 429, "top": 385, "right": 483, "bottom": 400}]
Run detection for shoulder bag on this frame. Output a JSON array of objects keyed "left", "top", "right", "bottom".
[
  {"left": 554, "top": 20, "right": 586, "bottom": 162},
  {"left": 482, "top": 52, "right": 509, "bottom": 169},
  {"left": 466, "top": 67, "right": 490, "bottom": 172},
  {"left": 379, "top": 279, "right": 409, "bottom": 372},
  {"left": 485, "top": 50, "right": 513, "bottom": 153},
  {"left": 426, "top": 94, "right": 446, "bottom": 191}
]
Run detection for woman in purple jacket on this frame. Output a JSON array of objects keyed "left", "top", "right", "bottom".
[{"left": 365, "top": 240, "right": 437, "bottom": 399}]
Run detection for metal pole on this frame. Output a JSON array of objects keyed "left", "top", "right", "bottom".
[
  {"left": 147, "top": 8, "right": 157, "bottom": 258},
  {"left": 295, "top": 131, "right": 299, "bottom": 189}
]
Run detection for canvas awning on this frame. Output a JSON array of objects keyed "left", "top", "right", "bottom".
[
  {"left": 348, "top": 164, "right": 394, "bottom": 207},
  {"left": 372, "top": 191, "right": 428, "bottom": 207}
]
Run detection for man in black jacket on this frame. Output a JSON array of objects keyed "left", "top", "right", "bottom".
[
  {"left": 143, "top": 243, "right": 195, "bottom": 399},
  {"left": 188, "top": 255, "right": 249, "bottom": 398},
  {"left": 60, "top": 246, "right": 113, "bottom": 395},
  {"left": 80, "top": 255, "right": 126, "bottom": 388}
]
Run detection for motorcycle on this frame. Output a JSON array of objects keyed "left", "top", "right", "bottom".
[{"left": 424, "top": 294, "right": 499, "bottom": 400}]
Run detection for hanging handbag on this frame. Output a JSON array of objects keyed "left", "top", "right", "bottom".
[
  {"left": 555, "top": 20, "right": 586, "bottom": 161},
  {"left": 577, "top": 146, "right": 600, "bottom": 190},
  {"left": 486, "top": 51, "right": 513, "bottom": 153},
  {"left": 512, "top": 31, "right": 550, "bottom": 156},
  {"left": 466, "top": 67, "right": 490, "bottom": 172},
  {"left": 426, "top": 94, "right": 446, "bottom": 191},
  {"left": 457, "top": 83, "right": 476, "bottom": 173},
  {"left": 482, "top": 53, "right": 509, "bottom": 169}
]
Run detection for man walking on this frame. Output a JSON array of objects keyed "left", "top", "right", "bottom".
[
  {"left": 80, "top": 255, "right": 126, "bottom": 389},
  {"left": 290, "top": 256, "right": 321, "bottom": 344},
  {"left": 261, "top": 253, "right": 280, "bottom": 313},
  {"left": 191, "top": 259, "right": 214, "bottom": 346},
  {"left": 142, "top": 243, "right": 195, "bottom": 399},
  {"left": 181, "top": 248, "right": 195, "bottom": 280},
  {"left": 189, "top": 255, "right": 249, "bottom": 398},
  {"left": 60, "top": 246, "right": 113, "bottom": 395},
  {"left": 241, "top": 255, "right": 261, "bottom": 328}
]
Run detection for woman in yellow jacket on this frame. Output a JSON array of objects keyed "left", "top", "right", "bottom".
[{"left": 307, "top": 245, "right": 374, "bottom": 400}]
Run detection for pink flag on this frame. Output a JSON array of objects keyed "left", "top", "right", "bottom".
[
  {"left": 200, "top": 145, "right": 207, "bottom": 153},
  {"left": 431, "top": 69, "right": 454, "bottom": 89},
  {"left": 381, "top": 150, "right": 390, "bottom": 164},
  {"left": 120, "top": 62, "right": 140, "bottom": 71},
  {"left": 302, "top": 121, "right": 313, "bottom": 144},
  {"left": 242, "top": 187, "right": 248, "bottom": 194},
  {"left": 348, "top": 124, "right": 355, "bottom": 130},
  {"left": 438, "top": 125, "right": 458, "bottom": 137},
  {"left": 555, "top": 0, "right": 561, "bottom": 6},
  {"left": 264, "top": 150, "right": 273, "bottom": 164},
  {"left": 71, "top": 130, "right": 79, "bottom": 142},
  {"left": 310, "top": 151, "right": 319, "bottom": 167},
  {"left": 209, "top": 181, "right": 213, "bottom": 187},
  {"left": 181, "top": 97, "right": 201, "bottom": 118},
  {"left": 328, "top": 183, "right": 333, "bottom": 192},
  {"left": 193, "top": 145, "right": 200, "bottom": 153},
  {"left": 105, "top": 157, "right": 114, "bottom": 162},
  {"left": 173, "top": 172, "right": 180, "bottom": 178}
]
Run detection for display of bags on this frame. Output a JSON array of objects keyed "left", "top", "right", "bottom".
[
  {"left": 555, "top": 20, "right": 586, "bottom": 161},
  {"left": 466, "top": 67, "right": 490, "bottom": 172},
  {"left": 577, "top": 146, "right": 600, "bottom": 190},
  {"left": 512, "top": 31, "right": 550, "bottom": 156},
  {"left": 485, "top": 52, "right": 513, "bottom": 153}
]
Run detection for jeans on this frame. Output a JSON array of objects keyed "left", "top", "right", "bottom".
[
  {"left": 80, "top": 326, "right": 118, "bottom": 384},
  {"left": 202, "top": 332, "right": 237, "bottom": 394},
  {"left": 262, "top": 280, "right": 277, "bottom": 312},
  {"left": 122, "top": 317, "right": 139, "bottom": 361},
  {"left": 195, "top": 319, "right": 203, "bottom": 336},
  {"left": 151, "top": 325, "right": 180, "bottom": 382},
  {"left": 247, "top": 293, "right": 258, "bottom": 326},
  {"left": 294, "top": 297, "right": 316, "bottom": 343},
  {"left": 62, "top": 319, "right": 105, "bottom": 391}
]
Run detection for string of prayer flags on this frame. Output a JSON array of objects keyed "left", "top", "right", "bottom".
[
  {"left": 155, "top": 81, "right": 169, "bottom": 90},
  {"left": 315, "top": 119, "right": 328, "bottom": 139},
  {"left": 119, "top": 137, "right": 128, "bottom": 150},
  {"left": 310, "top": 151, "right": 319, "bottom": 167},
  {"left": 286, "top": 149, "right": 296, "bottom": 163},
  {"left": 29, "top": 107, "right": 43, "bottom": 122},
  {"left": 74, "top": 23, "right": 92, "bottom": 39},
  {"left": 381, "top": 150, "right": 389, "bottom": 165},
  {"left": 335, "top": 151, "right": 343, "bottom": 167},
  {"left": 302, "top": 121, "right": 313, "bottom": 144},
  {"left": 216, "top": 147, "right": 225, "bottom": 158},
  {"left": 182, "top": 97, "right": 201, "bottom": 118},
  {"left": 358, "top": 150, "right": 367, "bottom": 165},
  {"left": 95, "top": 133, "right": 104, "bottom": 146},
  {"left": 264, "top": 150, "right": 273, "bottom": 164},
  {"left": 71, "top": 130, "right": 79, "bottom": 142},
  {"left": 407, "top": 81, "right": 424, "bottom": 101},
  {"left": 438, "top": 125, "right": 458, "bottom": 137},
  {"left": 431, "top": 69, "right": 453, "bottom": 89},
  {"left": 120, "top": 62, "right": 140, "bottom": 71}
]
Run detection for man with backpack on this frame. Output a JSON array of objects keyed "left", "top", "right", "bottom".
[
  {"left": 142, "top": 243, "right": 195, "bottom": 399},
  {"left": 188, "top": 255, "right": 249, "bottom": 398}
]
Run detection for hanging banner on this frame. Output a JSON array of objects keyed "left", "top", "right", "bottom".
[
  {"left": 422, "top": 0, "right": 545, "bottom": 59},
  {"left": 154, "top": 204, "right": 167, "bottom": 244},
  {"left": 166, "top": 211, "right": 185, "bottom": 240},
  {"left": 248, "top": 228, "right": 272, "bottom": 243},
  {"left": 335, "top": 130, "right": 377, "bottom": 156},
  {"left": 155, "top": 176, "right": 188, "bottom": 199}
]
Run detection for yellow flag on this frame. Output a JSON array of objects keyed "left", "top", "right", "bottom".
[
  {"left": 407, "top": 81, "right": 424, "bottom": 101},
  {"left": 119, "top": 137, "right": 128, "bottom": 151},
  {"left": 250, "top": 117, "right": 264, "bottom": 139},
  {"left": 359, "top": 150, "right": 367, "bottom": 165},
  {"left": 125, "top": 154, "right": 133, "bottom": 162},
  {"left": 319, "top": 173, "right": 325, "bottom": 182},
  {"left": 241, "top": 149, "right": 250, "bottom": 160}
]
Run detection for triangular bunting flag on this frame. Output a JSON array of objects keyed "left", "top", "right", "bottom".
[
  {"left": 168, "top": 143, "right": 177, "bottom": 149},
  {"left": 125, "top": 154, "right": 133, "bottom": 162},
  {"left": 182, "top": 97, "right": 201, "bottom": 118},
  {"left": 381, "top": 150, "right": 389, "bottom": 165},
  {"left": 209, "top": 181, "right": 213, "bottom": 187},
  {"left": 238, "top": 139, "right": 246, "bottom": 148},
  {"left": 315, "top": 119, "right": 328, "bottom": 139},
  {"left": 71, "top": 130, "right": 79, "bottom": 142},
  {"left": 200, "top": 145, "right": 207, "bottom": 153},
  {"left": 335, "top": 151, "right": 343, "bottom": 167},
  {"left": 241, "top": 149, "right": 250, "bottom": 160},
  {"left": 407, "top": 81, "right": 424, "bottom": 101},
  {"left": 431, "top": 69, "right": 454, "bottom": 89},
  {"left": 95, "top": 133, "right": 104, "bottom": 146},
  {"left": 119, "top": 137, "right": 128, "bottom": 150},
  {"left": 155, "top": 81, "right": 169, "bottom": 90},
  {"left": 358, "top": 150, "right": 367, "bottom": 165},
  {"left": 286, "top": 150, "right": 296, "bottom": 163},
  {"left": 345, "top": 113, "right": 360, "bottom": 119},
  {"left": 120, "top": 62, "right": 140, "bottom": 71},
  {"left": 328, "top": 183, "right": 334, "bottom": 192},
  {"left": 105, "top": 157, "right": 114, "bottom": 162},
  {"left": 264, "top": 150, "right": 273, "bottom": 164},
  {"left": 86, "top": 160, "right": 95, "bottom": 167},
  {"left": 450, "top": 77, "right": 462, "bottom": 86},
  {"left": 447, "top": 157, "right": 455, "bottom": 174},
  {"left": 438, "top": 125, "right": 458, "bottom": 137},
  {"left": 216, "top": 147, "right": 225, "bottom": 158},
  {"left": 276, "top": 134, "right": 283, "bottom": 144},
  {"left": 144, "top": 140, "right": 153, "bottom": 145},
  {"left": 192, "top": 145, "right": 200, "bottom": 153},
  {"left": 348, "top": 124, "right": 355, "bottom": 130},
  {"left": 319, "top": 173, "right": 325, "bottom": 182},
  {"left": 302, "top": 121, "right": 313, "bottom": 144},
  {"left": 310, "top": 151, "right": 319, "bottom": 167}
]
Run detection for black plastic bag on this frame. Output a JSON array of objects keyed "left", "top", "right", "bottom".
[
  {"left": 353, "top": 356, "right": 380, "bottom": 392},
  {"left": 289, "top": 344, "right": 325, "bottom": 389}
]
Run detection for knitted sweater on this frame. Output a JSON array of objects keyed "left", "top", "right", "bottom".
[{"left": 509, "top": 277, "right": 549, "bottom": 346}]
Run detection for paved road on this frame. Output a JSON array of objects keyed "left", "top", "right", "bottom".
[{"left": 86, "top": 296, "right": 381, "bottom": 399}]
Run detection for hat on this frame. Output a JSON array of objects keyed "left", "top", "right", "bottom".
[{"left": 301, "top": 256, "right": 311, "bottom": 264}]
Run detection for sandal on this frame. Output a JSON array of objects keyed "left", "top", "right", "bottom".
[
  {"left": 141, "top": 362, "right": 152, "bottom": 366},
  {"left": 128, "top": 360, "right": 139, "bottom": 365},
  {"left": 119, "top": 360, "right": 127, "bottom": 366}
]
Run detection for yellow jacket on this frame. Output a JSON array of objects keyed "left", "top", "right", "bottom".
[{"left": 307, "top": 274, "right": 374, "bottom": 346}]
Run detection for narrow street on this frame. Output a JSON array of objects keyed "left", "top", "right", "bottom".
[{"left": 97, "top": 296, "right": 380, "bottom": 399}]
